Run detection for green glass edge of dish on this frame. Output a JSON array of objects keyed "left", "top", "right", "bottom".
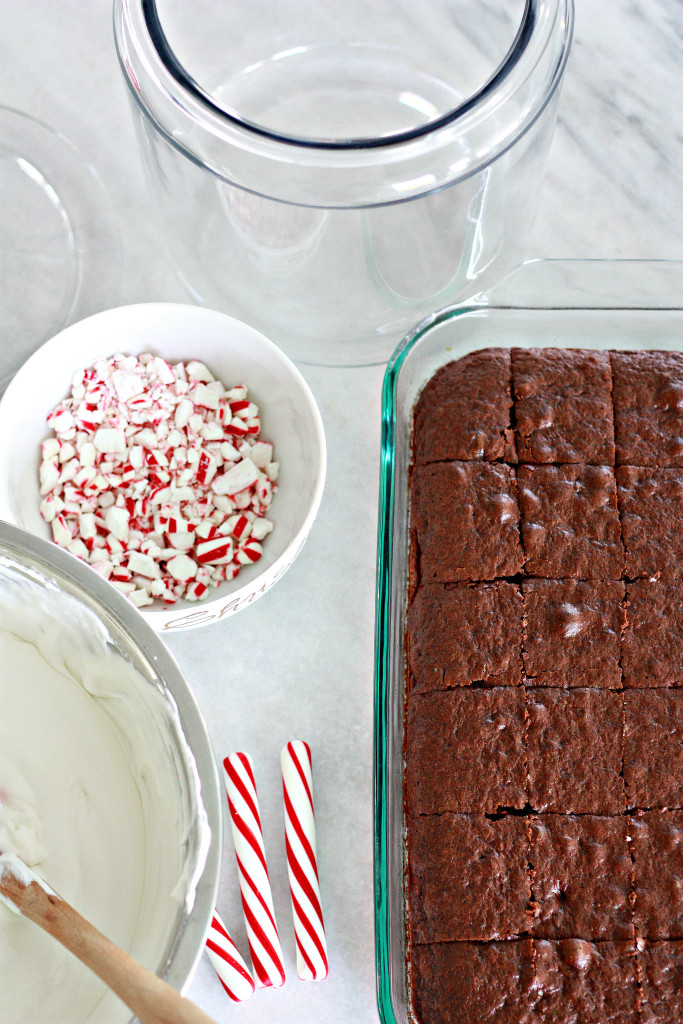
[
  {"left": 373, "top": 300, "right": 476, "bottom": 1024},
  {"left": 372, "top": 258, "right": 683, "bottom": 1022}
]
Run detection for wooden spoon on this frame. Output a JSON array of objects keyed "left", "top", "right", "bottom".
[{"left": 0, "top": 854, "right": 219, "bottom": 1024}]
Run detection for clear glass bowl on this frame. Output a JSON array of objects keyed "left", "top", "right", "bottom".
[
  {"left": 114, "top": 0, "right": 573, "bottom": 365},
  {"left": 0, "top": 107, "right": 120, "bottom": 395},
  {"left": 373, "top": 259, "right": 683, "bottom": 1023}
]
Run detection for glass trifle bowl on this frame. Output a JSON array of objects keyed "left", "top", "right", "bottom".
[{"left": 114, "top": 0, "right": 573, "bottom": 365}]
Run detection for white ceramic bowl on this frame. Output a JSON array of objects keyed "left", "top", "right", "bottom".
[{"left": 0, "top": 303, "right": 326, "bottom": 630}]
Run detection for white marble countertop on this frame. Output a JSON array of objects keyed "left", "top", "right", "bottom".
[{"left": 1, "top": 1, "right": 682, "bottom": 1022}]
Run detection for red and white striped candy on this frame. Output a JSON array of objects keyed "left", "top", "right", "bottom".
[
  {"left": 38, "top": 353, "right": 278, "bottom": 607},
  {"left": 281, "top": 741, "right": 328, "bottom": 981},
  {"left": 205, "top": 911, "right": 255, "bottom": 1003},
  {"left": 224, "top": 753, "right": 286, "bottom": 989}
]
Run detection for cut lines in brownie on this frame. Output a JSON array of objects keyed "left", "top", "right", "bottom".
[{"left": 405, "top": 347, "right": 683, "bottom": 1024}]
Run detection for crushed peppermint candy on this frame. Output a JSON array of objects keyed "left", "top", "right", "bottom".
[{"left": 39, "top": 353, "right": 278, "bottom": 607}]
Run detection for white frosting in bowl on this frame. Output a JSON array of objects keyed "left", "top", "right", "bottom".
[{"left": 0, "top": 555, "right": 211, "bottom": 1024}]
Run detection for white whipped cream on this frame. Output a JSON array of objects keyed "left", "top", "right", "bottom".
[{"left": 0, "top": 559, "right": 208, "bottom": 1024}]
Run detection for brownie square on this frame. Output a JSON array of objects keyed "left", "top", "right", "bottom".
[
  {"left": 413, "top": 349, "right": 516, "bottom": 464},
  {"left": 617, "top": 467, "right": 683, "bottom": 579},
  {"left": 406, "top": 582, "right": 523, "bottom": 694},
  {"left": 406, "top": 689, "right": 527, "bottom": 815},
  {"left": 631, "top": 811, "right": 683, "bottom": 939},
  {"left": 411, "top": 461, "right": 523, "bottom": 583},
  {"left": 624, "top": 691, "right": 683, "bottom": 809},
  {"left": 622, "top": 580, "right": 683, "bottom": 686},
  {"left": 611, "top": 350, "right": 683, "bottom": 468},
  {"left": 407, "top": 813, "right": 532, "bottom": 942},
  {"left": 532, "top": 940, "right": 637, "bottom": 1023},
  {"left": 522, "top": 580, "right": 625, "bottom": 687},
  {"left": 518, "top": 465, "right": 624, "bottom": 579},
  {"left": 529, "top": 815, "right": 633, "bottom": 939},
  {"left": 512, "top": 348, "right": 615, "bottom": 464},
  {"left": 638, "top": 940, "right": 683, "bottom": 1024},
  {"left": 526, "top": 689, "right": 625, "bottom": 813},
  {"left": 411, "top": 940, "right": 535, "bottom": 1024}
]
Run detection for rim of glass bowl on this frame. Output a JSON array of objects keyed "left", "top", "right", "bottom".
[
  {"left": 113, "top": 0, "right": 574, "bottom": 207},
  {"left": 0, "top": 520, "right": 221, "bottom": 1007}
]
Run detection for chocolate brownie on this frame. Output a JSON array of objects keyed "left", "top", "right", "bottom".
[
  {"left": 406, "top": 689, "right": 527, "bottom": 815},
  {"left": 529, "top": 815, "right": 633, "bottom": 940},
  {"left": 518, "top": 464, "right": 624, "bottom": 579},
  {"left": 611, "top": 350, "right": 683, "bottom": 467},
  {"left": 411, "top": 461, "right": 523, "bottom": 582},
  {"left": 407, "top": 814, "right": 532, "bottom": 943},
  {"left": 512, "top": 348, "right": 615, "bottom": 464},
  {"left": 526, "top": 689, "right": 625, "bottom": 814},
  {"left": 413, "top": 349, "right": 516, "bottom": 464},
  {"left": 623, "top": 691, "right": 683, "bottom": 809},
  {"left": 403, "top": 347, "right": 683, "bottom": 1021},
  {"left": 522, "top": 580, "right": 625, "bottom": 687},
  {"left": 407, "top": 582, "right": 523, "bottom": 693},
  {"left": 617, "top": 466, "right": 683, "bottom": 578},
  {"left": 622, "top": 580, "right": 683, "bottom": 686},
  {"left": 532, "top": 940, "right": 638, "bottom": 1023},
  {"left": 638, "top": 940, "right": 683, "bottom": 1024},
  {"left": 411, "top": 941, "right": 535, "bottom": 1024},
  {"left": 631, "top": 811, "right": 683, "bottom": 939}
]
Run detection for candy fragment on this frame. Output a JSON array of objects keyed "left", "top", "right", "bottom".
[
  {"left": 281, "top": 741, "right": 329, "bottom": 981},
  {"left": 224, "top": 753, "right": 286, "bottom": 989},
  {"left": 205, "top": 911, "right": 255, "bottom": 1003},
  {"left": 38, "top": 353, "right": 278, "bottom": 607}
]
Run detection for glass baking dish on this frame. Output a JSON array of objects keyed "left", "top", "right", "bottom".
[{"left": 373, "top": 258, "right": 683, "bottom": 1024}]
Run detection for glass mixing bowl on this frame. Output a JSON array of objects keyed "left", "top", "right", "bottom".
[
  {"left": 0, "top": 520, "right": 221, "bottom": 1023},
  {"left": 114, "top": 0, "right": 573, "bottom": 365}
]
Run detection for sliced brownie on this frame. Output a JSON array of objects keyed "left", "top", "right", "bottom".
[
  {"left": 512, "top": 348, "right": 615, "bottom": 464},
  {"left": 529, "top": 815, "right": 633, "bottom": 940},
  {"left": 413, "top": 349, "right": 516, "bottom": 464},
  {"left": 518, "top": 464, "right": 624, "bottom": 579},
  {"left": 525, "top": 689, "right": 625, "bottom": 813},
  {"left": 406, "top": 688, "right": 527, "bottom": 815},
  {"left": 522, "top": 579, "right": 625, "bottom": 687},
  {"left": 411, "top": 461, "right": 523, "bottom": 582},
  {"left": 407, "top": 582, "right": 523, "bottom": 694},
  {"left": 623, "top": 691, "right": 683, "bottom": 808},
  {"left": 631, "top": 811, "right": 683, "bottom": 939},
  {"left": 611, "top": 350, "right": 683, "bottom": 467},
  {"left": 407, "top": 813, "right": 532, "bottom": 943},
  {"left": 617, "top": 466, "right": 683, "bottom": 579}
]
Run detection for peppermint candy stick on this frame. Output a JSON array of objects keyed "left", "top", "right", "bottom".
[
  {"left": 223, "top": 753, "right": 286, "bottom": 988},
  {"left": 205, "top": 911, "right": 255, "bottom": 1003},
  {"left": 281, "top": 741, "right": 329, "bottom": 981}
]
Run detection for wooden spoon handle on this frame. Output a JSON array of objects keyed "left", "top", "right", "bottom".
[{"left": 5, "top": 875, "right": 218, "bottom": 1024}]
